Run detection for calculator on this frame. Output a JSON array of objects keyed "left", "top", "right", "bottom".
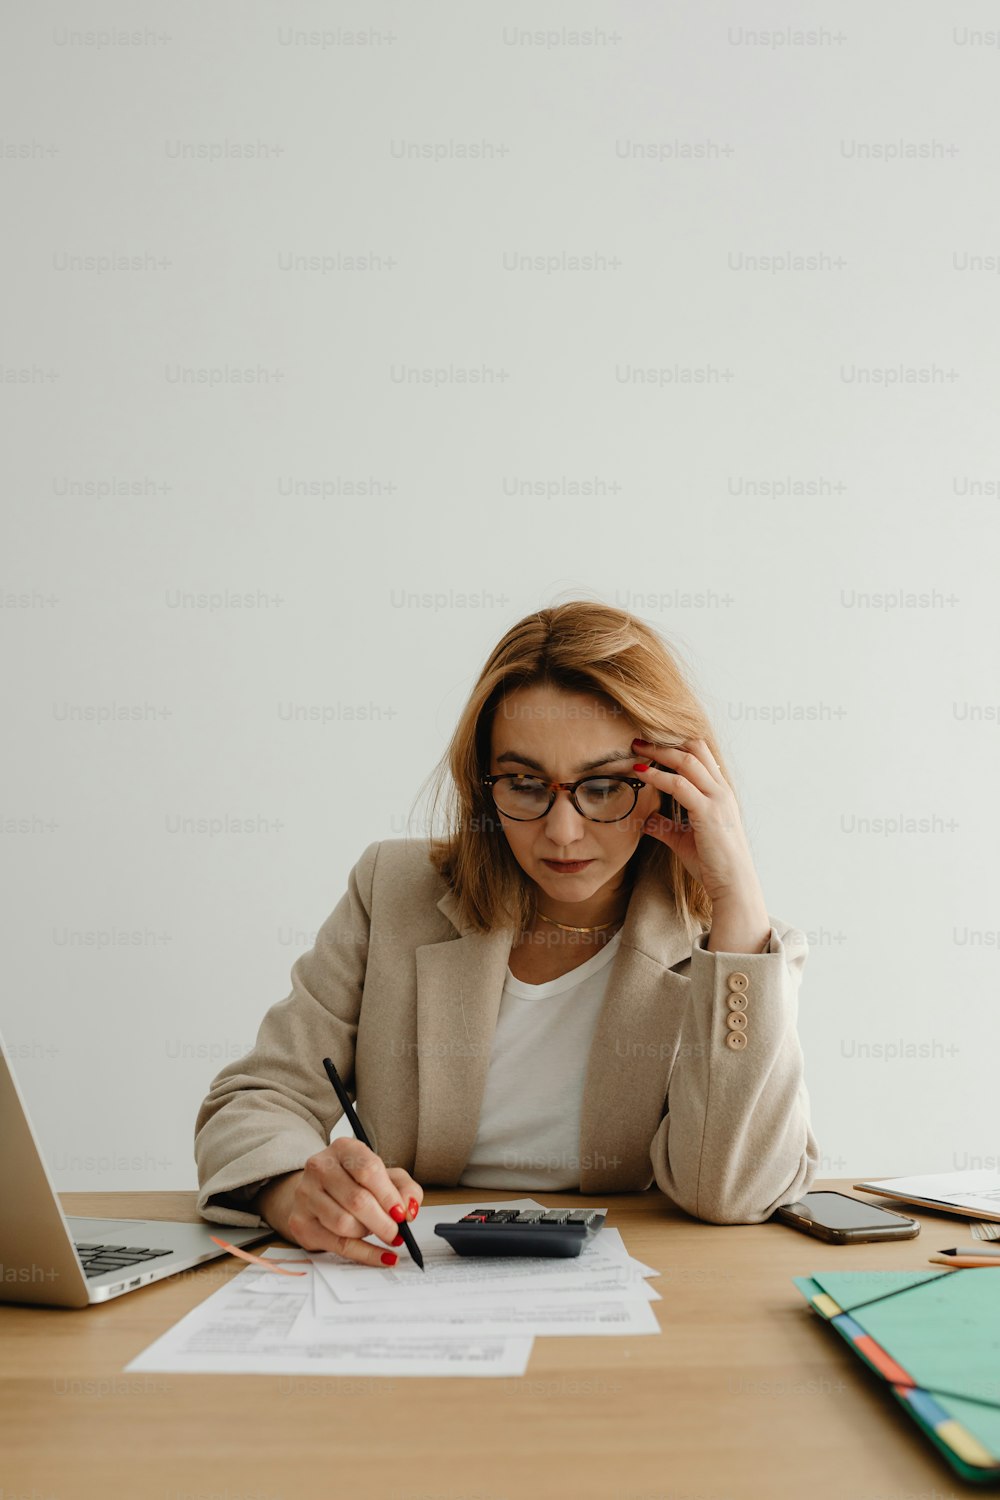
[{"left": 434, "top": 1207, "right": 607, "bottom": 1258}]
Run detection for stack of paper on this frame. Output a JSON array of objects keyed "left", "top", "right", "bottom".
[
  {"left": 854, "top": 1170, "right": 1000, "bottom": 1222},
  {"left": 124, "top": 1198, "right": 662, "bottom": 1377}
]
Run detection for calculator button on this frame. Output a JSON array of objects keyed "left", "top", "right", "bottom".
[
  {"left": 539, "top": 1211, "right": 571, "bottom": 1223},
  {"left": 514, "top": 1211, "right": 544, "bottom": 1222}
]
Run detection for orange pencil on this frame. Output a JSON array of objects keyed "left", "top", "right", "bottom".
[{"left": 929, "top": 1246, "right": 1000, "bottom": 1269}]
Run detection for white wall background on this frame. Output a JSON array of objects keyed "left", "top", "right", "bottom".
[{"left": 3, "top": 1, "right": 998, "bottom": 1195}]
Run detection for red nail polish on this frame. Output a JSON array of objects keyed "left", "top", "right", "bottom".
[
  {"left": 633, "top": 762, "right": 649, "bottom": 772},
  {"left": 408, "top": 1198, "right": 419, "bottom": 1218},
  {"left": 391, "top": 1233, "right": 404, "bottom": 1246},
  {"left": 389, "top": 1204, "right": 405, "bottom": 1222},
  {"left": 381, "top": 1251, "right": 398, "bottom": 1266}
]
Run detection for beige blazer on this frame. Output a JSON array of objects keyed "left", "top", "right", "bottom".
[{"left": 194, "top": 838, "right": 819, "bottom": 1227}]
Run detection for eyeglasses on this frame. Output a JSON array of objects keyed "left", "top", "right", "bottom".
[{"left": 482, "top": 773, "right": 648, "bottom": 823}]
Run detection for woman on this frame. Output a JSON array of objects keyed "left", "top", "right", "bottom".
[{"left": 194, "top": 602, "right": 819, "bottom": 1267}]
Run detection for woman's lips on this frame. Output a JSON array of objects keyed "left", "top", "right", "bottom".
[{"left": 541, "top": 859, "right": 594, "bottom": 871}]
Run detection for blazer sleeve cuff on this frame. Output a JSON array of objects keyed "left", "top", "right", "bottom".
[
  {"left": 194, "top": 1126, "right": 328, "bottom": 1227},
  {"left": 691, "top": 925, "right": 782, "bottom": 958}
]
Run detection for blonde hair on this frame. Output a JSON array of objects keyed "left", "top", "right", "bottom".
[{"left": 409, "top": 599, "right": 735, "bottom": 936}]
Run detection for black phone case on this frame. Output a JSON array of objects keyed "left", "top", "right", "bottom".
[{"left": 659, "top": 789, "right": 689, "bottom": 828}]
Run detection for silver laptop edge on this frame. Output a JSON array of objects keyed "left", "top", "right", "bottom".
[{"left": 0, "top": 1026, "right": 273, "bottom": 1307}]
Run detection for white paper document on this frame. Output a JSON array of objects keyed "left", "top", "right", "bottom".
[
  {"left": 310, "top": 1201, "right": 647, "bottom": 1302},
  {"left": 304, "top": 1261, "right": 661, "bottom": 1337},
  {"left": 123, "top": 1274, "right": 534, "bottom": 1377},
  {"left": 241, "top": 1227, "right": 660, "bottom": 1301},
  {"left": 855, "top": 1169, "right": 1000, "bottom": 1218},
  {"left": 123, "top": 1197, "right": 662, "bottom": 1377}
]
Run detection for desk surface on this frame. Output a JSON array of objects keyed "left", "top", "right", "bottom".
[{"left": 0, "top": 1178, "right": 981, "bottom": 1500}]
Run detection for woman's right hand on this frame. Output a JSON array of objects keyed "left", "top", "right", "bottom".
[{"left": 255, "top": 1139, "right": 423, "bottom": 1267}]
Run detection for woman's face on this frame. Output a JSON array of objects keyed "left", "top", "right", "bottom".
[{"left": 487, "top": 683, "right": 662, "bottom": 904}]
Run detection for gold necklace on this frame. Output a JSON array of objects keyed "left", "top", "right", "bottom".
[{"left": 534, "top": 909, "right": 626, "bottom": 934}]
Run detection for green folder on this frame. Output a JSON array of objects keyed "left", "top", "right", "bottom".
[{"left": 794, "top": 1268, "right": 1000, "bottom": 1484}]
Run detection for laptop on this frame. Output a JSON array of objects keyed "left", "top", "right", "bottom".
[{"left": 0, "top": 1028, "right": 274, "bottom": 1307}]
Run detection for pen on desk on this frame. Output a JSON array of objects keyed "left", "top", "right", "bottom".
[
  {"left": 322, "top": 1056, "right": 425, "bottom": 1272},
  {"left": 928, "top": 1245, "right": 1000, "bottom": 1269}
]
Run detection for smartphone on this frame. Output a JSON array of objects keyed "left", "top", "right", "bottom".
[
  {"left": 658, "top": 788, "right": 689, "bottom": 829},
  {"left": 774, "top": 1191, "right": 919, "bottom": 1244}
]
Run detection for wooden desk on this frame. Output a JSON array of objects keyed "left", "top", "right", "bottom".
[{"left": 0, "top": 1178, "right": 980, "bottom": 1500}]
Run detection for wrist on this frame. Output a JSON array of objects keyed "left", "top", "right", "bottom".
[
  {"left": 252, "top": 1169, "right": 303, "bottom": 1231},
  {"left": 706, "top": 895, "right": 771, "bottom": 955},
  {"left": 709, "top": 876, "right": 765, "bottom": 916}
]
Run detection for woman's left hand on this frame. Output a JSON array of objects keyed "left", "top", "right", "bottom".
[{"left": 630, "top": 737, "right": 765, "bottom": 909}]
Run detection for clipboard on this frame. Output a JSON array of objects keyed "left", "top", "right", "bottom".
[
  {"left": 854, "top": 1173, "right": 1000, "bottom": 1224},
  {"left": 794, "top": 1268, "right": 1000, "bottom": 1484}
]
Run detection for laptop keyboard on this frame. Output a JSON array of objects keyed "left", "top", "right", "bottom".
[{"left": 73, "top": 1242, "right": 174, "bottom": 1279}]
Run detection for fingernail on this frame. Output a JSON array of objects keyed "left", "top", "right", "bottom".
[
  {"left": 408, "top": 1198, "right": 419, "bottom": 1219},
  {"left": 381, "top": 1251, "right": 398, "bottom": 1266},
  {"left": 389, "top": 1204, "right": 405, "bottom": 1223},
  {"left": 632, "top": 762, "right": 649, "bottom": 772},
  {"left": 391, "top": 1233, "right": 404, "bottom": 1246}
]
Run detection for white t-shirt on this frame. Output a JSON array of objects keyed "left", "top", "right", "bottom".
[{"left": 457, "top": 930, "right": 623, "bottom": 1191}]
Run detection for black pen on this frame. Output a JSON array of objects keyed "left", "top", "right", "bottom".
[{"left": 322, "top": 1056, "right": 424, "bottom": 1271}]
